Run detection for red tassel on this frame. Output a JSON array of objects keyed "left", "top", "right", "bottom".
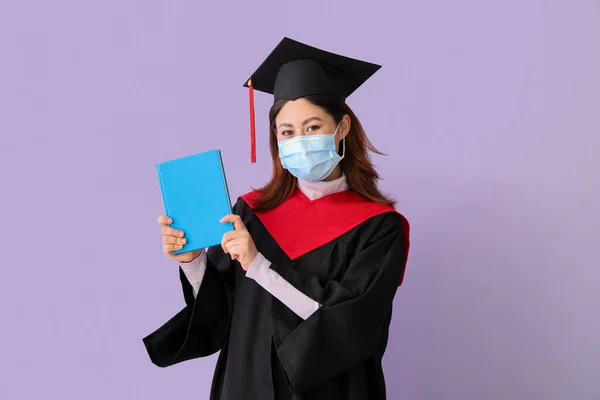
[{"left": 248, "top": 77, "right": 256, "bottom": 163}]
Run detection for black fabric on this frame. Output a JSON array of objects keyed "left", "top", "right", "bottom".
[
  {"left": 243, "top": 37, "right": 381, "bottom": 102},
  {"left": 142, "top": 196, "right": 408, "bottom": 399},
  {"left": 142, "top": 258, "right": 233, "bottom": 367}
]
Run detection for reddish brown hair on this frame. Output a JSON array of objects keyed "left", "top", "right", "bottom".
[{"left": 250, "top": 95, "right": 396, "bottom": 212}]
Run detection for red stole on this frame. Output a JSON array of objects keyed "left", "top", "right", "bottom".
[{"left": 240, "top": 188, "right": 410, "bottom": 286}]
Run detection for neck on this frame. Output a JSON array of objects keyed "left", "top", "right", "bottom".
[{"left": 296, "top": 172, "right": 349, "bottom": 201}]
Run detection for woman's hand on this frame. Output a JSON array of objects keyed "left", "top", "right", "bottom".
[
  {"left": 157, "top": 215, "right": 203, "bottom": 263},
  {"left": 220, "top": 214, "right": 258, "bottom": 271}
]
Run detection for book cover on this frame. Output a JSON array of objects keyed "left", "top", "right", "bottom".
[{"left": 156, "top": 149, "right": 234, "bottom": 254}]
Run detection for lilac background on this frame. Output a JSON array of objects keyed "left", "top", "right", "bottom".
[{"left": 1, "top": 0, "right": 599, "bottom": 399}]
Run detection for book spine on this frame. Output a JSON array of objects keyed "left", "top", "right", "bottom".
[
  {"left": 156, "top": 164, "right": 170, "bottom": 219},
  {"left": 217, "top": 150, "right": 233, "bottom": 212}
]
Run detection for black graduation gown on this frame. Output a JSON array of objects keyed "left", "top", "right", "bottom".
[{"left": 142, "top": 190, "right": 409, "bottom": 400}]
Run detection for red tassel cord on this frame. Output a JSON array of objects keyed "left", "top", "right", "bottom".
[{"left": 248, "top": 77, "right": 256, "bottom": 163}]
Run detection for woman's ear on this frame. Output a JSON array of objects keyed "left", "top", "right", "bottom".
[{"left": 339, "top": 114, "right": 351, "bottom": 139}]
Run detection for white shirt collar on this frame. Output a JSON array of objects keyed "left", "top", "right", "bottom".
[{"left": 297, "top": 173, "right": 349, "bottom": 201}]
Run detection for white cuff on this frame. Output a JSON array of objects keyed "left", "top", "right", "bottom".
[
  {"left": 179, "top": 249, "right": 207, "bottom": 298},
  {"left": 245, "top": 252, "right": 270, "bottom": 280},
  {"left": 245, "top": 253, "right": 321, "bottom": 320}
]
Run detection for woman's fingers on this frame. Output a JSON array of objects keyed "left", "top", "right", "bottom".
[
  {"left": 161, "top": 225, "right": 184, "bottom": 238},
  {"left": 221, "top": 230, "right": 245, "bottom": 253},
  {"left": 163, "top": 243, "right": 183, "bottom": 254},
  {"left": 220, "top": 214, "right": 247, "bottom": 231},
  {"left": 158, "top": 216, "right": 203, "bottom": 263},
  {"left": 163, "top": 236, "right": 186, "bottom": 245},
  {"left": 158, "top": 215, "right": 183, "bottom": 238},
  {"left": 157, "top": 215, "right": 173, "bottom": 225},
  {"left": 225, "top": 240, "right": 242, "bottom": 260},
  {"left": 159, "top": 216, "right": 185, "bottom": 253}
]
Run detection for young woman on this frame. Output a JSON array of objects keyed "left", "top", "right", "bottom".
[{"left": 142, "top": 37, "right": 410, "bottom": 400}]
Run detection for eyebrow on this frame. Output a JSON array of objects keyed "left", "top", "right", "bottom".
[{"left": 278, "top": 116, "right": 323, "bottom": 129}]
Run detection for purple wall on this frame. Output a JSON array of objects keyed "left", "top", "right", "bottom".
[{"left": 1, "top": 0, "right": 598, "bottom": 399}]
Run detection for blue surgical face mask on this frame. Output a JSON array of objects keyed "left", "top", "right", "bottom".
[{"left": 278, "top": 123, "right": 345, "bottom": 182}]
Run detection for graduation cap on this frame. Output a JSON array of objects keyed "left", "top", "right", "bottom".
[{"left": 243, "top": 37, "right": 382, "bottom": 163}]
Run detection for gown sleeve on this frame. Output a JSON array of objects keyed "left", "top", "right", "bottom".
[
  {"left": 141, "top": 202, "right": 245, "bottom": 368},
  {"left": 268, "top": 213, "right": 409, "bottom": 394}
]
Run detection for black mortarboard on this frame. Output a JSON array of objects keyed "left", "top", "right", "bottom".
[{"left": 243, "top": 37, "right": 381, "bottom": 163}]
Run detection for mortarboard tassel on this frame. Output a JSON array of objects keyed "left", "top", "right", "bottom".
[{"left": 248, "top": 77, "right": 256, "bottom": 163}]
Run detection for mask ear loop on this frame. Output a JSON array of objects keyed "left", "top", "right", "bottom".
[{"left": 333, "top": 122, "right": 346, "bottom": 158}]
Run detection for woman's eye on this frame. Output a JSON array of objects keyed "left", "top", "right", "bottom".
[
  {"left": 307, "top": 125, "right": 320, "bottom": 132},
  {"left": 281, "top": 130, "right": 293, "bottom": 136}
]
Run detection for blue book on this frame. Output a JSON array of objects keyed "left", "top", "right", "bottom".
[{"left": 156, "top": 149, "right": 234, "bottom": 254}]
